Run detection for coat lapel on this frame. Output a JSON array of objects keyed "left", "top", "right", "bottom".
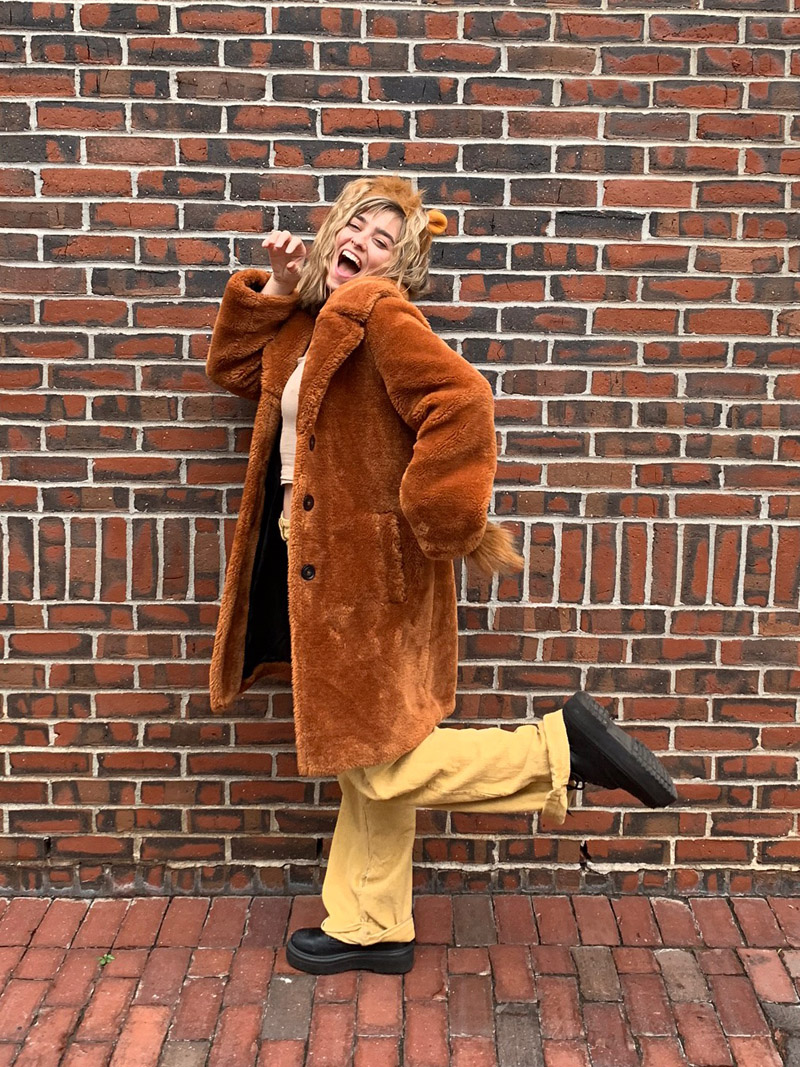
[
  {"left": 260, "top": 277, "right": 404, "bottom": 431},
  {"left": 295, "top": 277, "right": 402, "bottom": 436},
  {"left": 296, "top": 311, "right": 366, "bottom": 436},
  {"left": 260, "top": 311, "right": 315, "bottom": 402}
]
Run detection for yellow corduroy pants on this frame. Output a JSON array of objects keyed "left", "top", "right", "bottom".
[{"left": 320, "top": 711, "right": 572, "bottom": 946}]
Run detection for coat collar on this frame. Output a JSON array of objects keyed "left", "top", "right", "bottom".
[
  {"left": 318, "top": 276, "right": 404, "bottom": 323},
  {"left": 262, "top": 277, "right": 406, "bottom": 435}
]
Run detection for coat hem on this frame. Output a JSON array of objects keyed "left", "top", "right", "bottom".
[{"left": 296, "top": 712, "right": 452, "bottom": 779}]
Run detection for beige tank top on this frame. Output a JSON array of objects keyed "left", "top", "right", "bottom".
[{"left": 279, "top": 353, "right": 307, "bottom": 486}]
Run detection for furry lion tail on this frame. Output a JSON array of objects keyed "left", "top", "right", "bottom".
[{"left": 467, "top": 521, "right": 525, "bottom": 576}]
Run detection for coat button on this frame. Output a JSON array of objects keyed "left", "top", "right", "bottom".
[
  {"left": 303, "top": 494, "right": 314, "bottom": 511},
  {"left": 308, "top": 435, "right": 316, "bottom": 451},
  {"left": 301, "top": 564, "right": 315, "bottom": 581}
]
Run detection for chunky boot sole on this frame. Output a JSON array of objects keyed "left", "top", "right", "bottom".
[
  {"left": 286, "top": 935, "right": 415, "bottom": 975},
  {"left": 563, "top": 691, "right": 678, "bottom": 808}
]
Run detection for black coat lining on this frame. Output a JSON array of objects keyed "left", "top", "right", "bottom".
[{"left": 241, "top": 421, "right": 291, "bottom": 680}]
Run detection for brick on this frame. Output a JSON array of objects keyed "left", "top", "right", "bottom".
[
  {"left": 449, "top": 974, "right": 493, "bottom": 1037},
  {"left": 95, "top": 949, "right": 148, "bottom": 980},
  {"left": 159, "top": 1045, "right": 210, "bottom": 1067},
  {"left": 14, "top": 947, "right": 66, "bottom": 981},
  {"left": 572, "top": 947, "right": 621, "bottom": 1002},
  {"left": 637, "top": 1036, "right": 689, "bottom": 1067},
  {"left": 155, "top": 899, "right": 209, "bottom": 948},
  {"left": 739, "top": 948, "right": 798, "bottom": 1003},
  {"left": 352, "top": 1037, "right": 398, "bottom": 1067},
  {"left": 768, "top": 899, "right": 800, "bottom": 947},
  {"left": 286, "top": 897, "right": 326, "bottom": 939},
  {"left": 404, "top": 946, "right": 446, "bottom": 1001},
  {"left": 134, "top": 948, "right": 191, "bottom": 1005},
  {"left": 356, "top": 973, "right": 402, "bottom": 1035},
  {"left": 697, "top": 949, "right": 743, "bottom": 976},
  {"left": 651, "top": 900, "right": 701, "bottom": 947},
  {"left": 673, "top": 1003, "right": 733, "bottom": 1066},
  {"left": 108, "top": 1005, "right": 171, "bottom": 1067},
  {"left": 46, "top": 950, "right": 102, "bottom": 1007},
  {"left": 572, "top": 897, "right": 620, "bottom": 946},
  {"left": 612, "top": 899, "right": 662, "bottom": 946},
  {"left": 62, "top": 1044, "right": 114, "bottom": 1067},
  {"left": 613, "top": 948, "right": 659, "bottom": 974},
  {"left": 171, "top": 978, "right": 225, "bottom": 1041},
  {"left": 257, "top": 1043, "right": 305, "bottom": 1067},
  {"left": 188, "top": 949, "right": 233, "bottom": 979},
  {"left": 493, "top": 896, "right": 537, "bottom": 945},
  {"left": 450, "top": 1037, "right": 497, "bottom": 1067},
  {"left": 710, "top": 974, "right": 769, "bottom": 1035},
  {"left": 651, "top": 14, "right": 738, "bottom": 43},
  {"left": 314, "top": 970, "right": 358, "bottom": 1003},
  {"left": 0, "top": 899, "right": 50, "bottom": 947},
  {"left": 618, "top": 973, "right": 678, "bottom": 1037},
  {"left": 657, "top": 949, "right": 709, "bottom": 1002},
  {"left": 690, "top": 899, "right": 743, "bottom": 948},
  {"left": 453, "top": 896, "right": 497, "bottom": 947},
  {"left": 223, "top": 947, "right": 273, "bottom": 1006},
  {"left": 448, "top": 948, "right": 490, "bottom": 975},
  {"left": 530, "top": 946, "right": 575, "bottom": 975},
  {"left": 0, "top": 979, "right": 47, "bottom": 1040},
  {"left": 489, "top": 945, "right": 535, "bottom": 1002},
  {"left": 537, "top": 977, "right": 581, "bottom": 1040},
  {"left": 113, "top": 899, "right": 168, "bottom": 950},
  {"left": 490, "top": 1004, "right": 542, "bottom": 1066},
  {"left": 262, "top": 973, "right": 314, "bottom": 1041},
  {"left": 727, "top": 1036, "right": 783, "bottom": 1067},
  {"left": 14, "top": 1006, "right": 79, "bottom": 1067},
  {"left": 76, "top": 977, "right": 137, "bottom": 1040},
  {"left": 732, "top": 898, "right": 788, "bottom": 947},
  {"left": 541, "top": 1041, "right": 589, "bottom": 1067},
  {"left": 583, "top": 1002, "right": 638, "bottom": 1067},
  {"left": 532, "top": 898, "right": 579, "bottom": 946},
  {"left": 404, "top": 1001, "right": 448, "bottom": 1067},
  {"left": 208, "top": 1004, "right": 261, "bottom": 1067}
]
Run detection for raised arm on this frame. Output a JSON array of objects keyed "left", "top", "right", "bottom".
[{"left": 205, "top": 269, "right": 300, "bottom": 400}]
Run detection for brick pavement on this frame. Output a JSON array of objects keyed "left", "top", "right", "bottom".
[{"left": 0, "top": 894, "right": 796, "bottom": 1065}]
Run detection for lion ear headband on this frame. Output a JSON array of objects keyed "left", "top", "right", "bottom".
[{"left": 426, "top": 209, "right": 448, "bottom": 235}]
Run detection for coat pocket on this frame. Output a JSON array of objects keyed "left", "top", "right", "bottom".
[{"left": 373, "top": 512, "right": 407, "bottom": 604}]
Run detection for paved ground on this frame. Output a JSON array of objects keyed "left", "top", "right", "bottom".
[{"left": 0, "top": 893, "right": 797, "bottom": 1065}]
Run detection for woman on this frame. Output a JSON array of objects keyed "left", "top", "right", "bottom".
[{"left": 206, "top": 175, "right": 676, "bottom": 975}]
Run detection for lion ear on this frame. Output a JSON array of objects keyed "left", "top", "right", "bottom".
[{"left": 426, "top": 209, "right": 448, "bottom": 236}]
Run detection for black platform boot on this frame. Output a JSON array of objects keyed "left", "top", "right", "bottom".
[
  {"left": 286, "top": 927, "right": 415, "bottom": 975},
  {"left": 563, "top": 691, "right": 678, "bottom": 808}
]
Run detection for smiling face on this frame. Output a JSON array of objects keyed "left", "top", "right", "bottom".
[{"left": 326, "top": 206, "right": 404, "bottom": 292}]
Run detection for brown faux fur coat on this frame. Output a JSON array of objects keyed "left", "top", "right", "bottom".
[{"left": 206, "top": 269, "right": 519, "bottom": 776}]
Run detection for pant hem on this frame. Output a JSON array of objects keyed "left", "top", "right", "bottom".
[
  {"left": 540, "top": 708, "right": 571, "bottom": 825},
  {"left": 320, "top": 914, "right": 416, "bottom": 946}
]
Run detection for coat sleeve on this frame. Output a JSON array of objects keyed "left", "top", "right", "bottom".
[
  {"left": 205, "top": 268, "right": 300, "bottom": 400},
  {"left": 367, "top": 293, "right": 498, "bottom": 560}
]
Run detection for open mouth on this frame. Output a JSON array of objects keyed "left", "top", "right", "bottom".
[{"left": 335, "top": 249, "right": 361, "bottom": 279}]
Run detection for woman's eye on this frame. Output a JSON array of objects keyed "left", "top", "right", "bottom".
[{"left": 375, "top": 240, "right": 388, "bottom": 250}]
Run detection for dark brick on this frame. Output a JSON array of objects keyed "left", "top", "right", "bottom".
[
  {"left": 495, "top": 1003, "right": 545, "bottom": 1067},
  {"left": 0, "top": 2, "right": 74, "bottom": 29},
  {"left": 223, "top": 38, "right": 312, "bottom": 69}
]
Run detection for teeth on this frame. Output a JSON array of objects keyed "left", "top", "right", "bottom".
[{"left": 340, "top": 250, "right": 360, "bottom": 269}]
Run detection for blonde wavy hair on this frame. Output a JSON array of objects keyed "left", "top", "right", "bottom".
[{"left": 294, "top": 176, "right": 435, "bottom": 313}]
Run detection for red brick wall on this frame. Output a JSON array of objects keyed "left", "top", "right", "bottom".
[{"left": 1, "top": 2, "right": 799, "bottom": 897}]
